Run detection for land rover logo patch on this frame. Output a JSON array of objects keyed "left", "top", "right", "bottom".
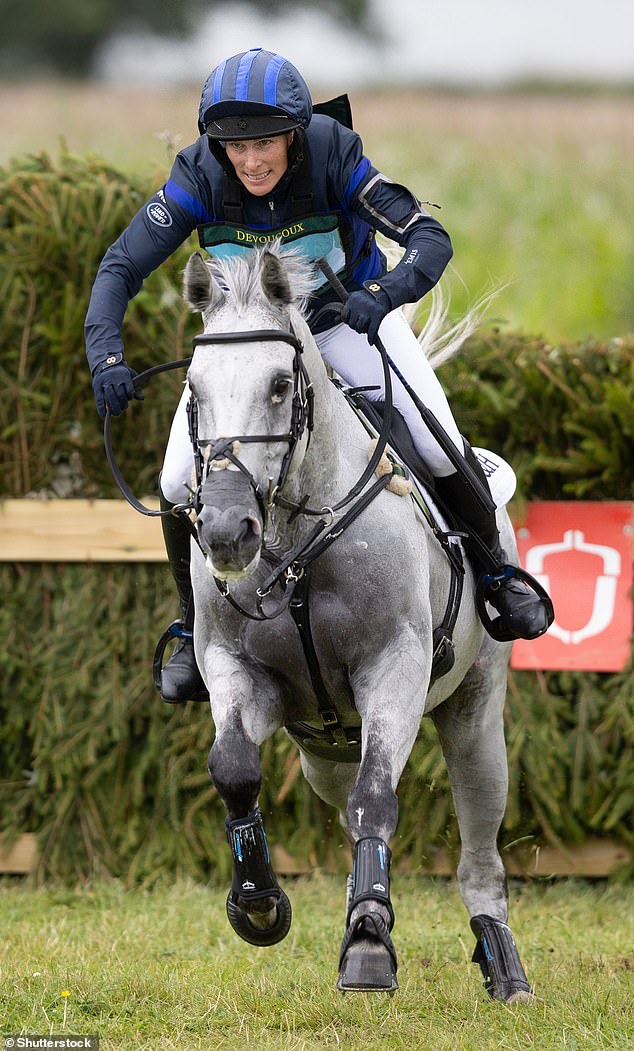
[{"left": 147, "top": 202, "right": 173, "bottom": 227}]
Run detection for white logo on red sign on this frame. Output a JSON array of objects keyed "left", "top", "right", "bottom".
[
  {"left": 512, "top": 502, "right": 632, "bottom": 672},
  {"left": 525, "top": 530, "right": 620, "bottom": 644}
]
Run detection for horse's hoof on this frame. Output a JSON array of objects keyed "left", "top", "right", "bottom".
[
  {"left": 337, "top": 916, "right": 398, "bottom": 993},
  {"left": 226, "top": 888, "right": 292, "bottom": 946},
  {"left": 505, "top": 989, "right": 536, "bottom": 1005},
  {"left": 338, "top": 939, "right": 399, "bottom": 993}
]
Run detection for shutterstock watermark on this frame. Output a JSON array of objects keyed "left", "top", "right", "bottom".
[{"left": 4, "top": 1039, "right": 99, "bottom": 1050}]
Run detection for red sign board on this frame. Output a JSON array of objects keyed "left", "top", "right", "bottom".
[{"left": 511, "top": 502, "right": 633, "bottom": 671}]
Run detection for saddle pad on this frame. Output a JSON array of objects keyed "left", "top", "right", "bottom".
[{"left": 472, "top": 448, "right": 517, "bottom": 509}]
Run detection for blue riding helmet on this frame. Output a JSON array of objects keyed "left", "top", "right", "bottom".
[{"left": 198, "top": 48, "right": 313, "bottom": 140}]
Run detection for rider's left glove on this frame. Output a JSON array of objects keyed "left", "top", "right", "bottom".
[
  {"left": 342, "top": 283, "right": 392, "bottom": 344},
  {"left": 92, "top": 351, "right": 144, "bottom": 418}
]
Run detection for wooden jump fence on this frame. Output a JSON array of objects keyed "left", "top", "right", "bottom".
[{"left": 1, "top": 498, "right": 629, "bottom": 878}]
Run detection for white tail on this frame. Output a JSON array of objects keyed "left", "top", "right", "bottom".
[{"left": 378, "top": 236, "right": 503, "bottom": 370}]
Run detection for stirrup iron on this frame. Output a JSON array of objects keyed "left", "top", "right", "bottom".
[
  {"left": 476, "top": 565, "right": 554, "bottom": 642},
  {"left": 152, "top": 619, "right": 209, "bottom": 703}
]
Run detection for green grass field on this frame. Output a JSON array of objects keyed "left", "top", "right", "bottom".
[
  {"left": 1, "top": 83, "right": 632, "bottom": 341},
  {"left": 2, "top": 877, "right": 633, "bottom": 1050}
]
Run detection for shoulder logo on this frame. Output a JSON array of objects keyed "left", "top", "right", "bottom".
[{"left": 147, "top": 202, "right": 173, "bottom": 227}]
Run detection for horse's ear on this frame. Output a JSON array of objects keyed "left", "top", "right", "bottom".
[
  {"left": 183, "top": 252, "right": 223, "bottom": 313},
  {"left": 260, "top": 251, "right": 293, "bottom": 307}
]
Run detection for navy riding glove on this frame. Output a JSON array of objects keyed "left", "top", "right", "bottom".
[
  {"left": 342, "top": 284, "right": 392, "bottom": 344},
  {"left": 92, "top": 352, "right": 144, "bottom": 417}
]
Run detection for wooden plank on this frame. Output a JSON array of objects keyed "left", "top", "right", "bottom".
[
  {"left": 411, "top": 840, "right": 631, "bottom": 878},
  {"left": 1, "top": 835, "right": 629, "bottom": 877},
  {"left": 0, "top": 499, "right": 166, "bottom": 562},
  {"left": 504, "top": 839, "right": 632, "bottom": 878},
  {"left": 272, "top": 840, "right": 631, "bottom": 879},
  {"left": 0, "top": 833, "right": 38, "bottom": 874}
]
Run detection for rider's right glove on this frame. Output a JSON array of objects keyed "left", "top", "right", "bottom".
[
  {"left": 341, "top": 282, "right": 392, "bottom": 344},
  {"left": 92, "top": 351, "right": 144, "bottom": 418}
]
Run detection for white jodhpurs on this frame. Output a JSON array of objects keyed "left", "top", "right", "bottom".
[{"left": 160, "top": 307, "right": 463, "bottom": 503}]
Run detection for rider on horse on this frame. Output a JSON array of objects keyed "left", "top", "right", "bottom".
[{"left": 85, "top": 48, "right": 551, "bottom": 703}]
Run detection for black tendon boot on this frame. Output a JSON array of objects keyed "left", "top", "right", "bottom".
[
  {"left": 156, "top": 490, "right": 208, "bottom": 703},
  {"left": 434, "top": 444, "right": 553, "bottom": 642}
]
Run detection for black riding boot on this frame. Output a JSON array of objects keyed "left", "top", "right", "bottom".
[
  {"left": 434, "top": 444, "right": 552, "bottom": 641},
  {"left": 158, "top": 490, "right": 208, "bottom": 703}
]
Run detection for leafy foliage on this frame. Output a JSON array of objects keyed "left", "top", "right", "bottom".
[
  {"left": 436, "top": 331, "right": 633, "bottom": 502},
  {"left": 0, "top": 151, "right": 632, "bottom": 882},
  {"left": 0, "top": 149, "right": 198, "bottom": 499}
]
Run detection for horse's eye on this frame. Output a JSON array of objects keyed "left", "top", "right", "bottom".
[{"left": 272, "top": 377, "right": 291, "bottom": 400}]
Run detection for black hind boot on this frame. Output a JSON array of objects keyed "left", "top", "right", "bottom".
[
  {"left": 155, "top": 489, "right": 208, "bottom": 703},
  {"left": 434, "top": 444, "right": 553, "bottom": 642}
]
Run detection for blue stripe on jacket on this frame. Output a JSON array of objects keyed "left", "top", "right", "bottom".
[
  {"left": 165, "top": 179, "right": 211, "bottom": 222},
  {"left": 344, "top": 157, "right": 371, "bottom": 205}
]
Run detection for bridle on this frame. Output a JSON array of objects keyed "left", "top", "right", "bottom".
[
  {"left": 104, "top": 303, "right": 397, "bottom": 620},
  {"left": 187, "top": 327, "right": 314, "bottom": 528},
  {"left": 186, "top": 312, "right": 398, "bottom": 620}
]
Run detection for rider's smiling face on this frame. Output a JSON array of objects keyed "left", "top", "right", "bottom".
[{"left": 225, "top": 132, "right": 294, "bottom": 197}]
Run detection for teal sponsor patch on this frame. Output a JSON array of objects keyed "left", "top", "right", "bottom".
[{"left": 198, "top": 214, "right": 346, "bottom": 288}]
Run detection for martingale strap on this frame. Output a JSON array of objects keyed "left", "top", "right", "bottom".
[
  {"left": 288, "top": 569, "right": 350, "bottom": 748},
  {"left": 222, "top": 173, "right": 244, "bottom": 225}
]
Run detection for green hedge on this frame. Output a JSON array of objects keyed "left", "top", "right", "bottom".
[{"left": 0, "top": 151, "right": 632, "bottom": 883}]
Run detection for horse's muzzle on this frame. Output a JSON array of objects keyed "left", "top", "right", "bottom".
[{"left": 197, "top": 470, "right": 263, "bottom": 578}]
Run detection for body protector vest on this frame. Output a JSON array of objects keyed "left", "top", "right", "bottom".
[{"left": 198, "top": 96, "right": 370, "bottom": 298}]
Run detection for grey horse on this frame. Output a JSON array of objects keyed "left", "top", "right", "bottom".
[{"left": 181, "top": 246, "right": 533, "bottom": 1002}]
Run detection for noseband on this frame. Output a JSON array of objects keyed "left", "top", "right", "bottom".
[{"left": 188, "top": 327, "right": 313, "bottom": 524}]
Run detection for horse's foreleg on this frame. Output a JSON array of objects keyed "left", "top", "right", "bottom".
[
  {"left": 206, "top": 661, "right": 291, "bottom": 946},
  {"left": 432, "top": 649, "right": 533, "bottom": 1002},
  {"left": 338, "top": 641, "right": 429, "bottom": 994},
  {"left": 337, "top": 744, "right": 400, "bottom": 994},
  {"left": 223, "top": 806, "right": 292, "bottom": 945},
  {"left": 208, "top": 708, "right": 262, "bottom": 819},
  {"left": 338, "top": 835, "right": 398, "bottom": 993}
]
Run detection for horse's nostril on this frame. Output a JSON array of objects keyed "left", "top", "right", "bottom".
[
  {"left": 235, "top": 514, "right": 262, "bottom": 545},
  {"left": 247, "top": 514, "right": 262, "bottom": 538}
]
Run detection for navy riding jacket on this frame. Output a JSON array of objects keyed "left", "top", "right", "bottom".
[{"left": 85, "top": 114, "right": 452, "bottom": 374}]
